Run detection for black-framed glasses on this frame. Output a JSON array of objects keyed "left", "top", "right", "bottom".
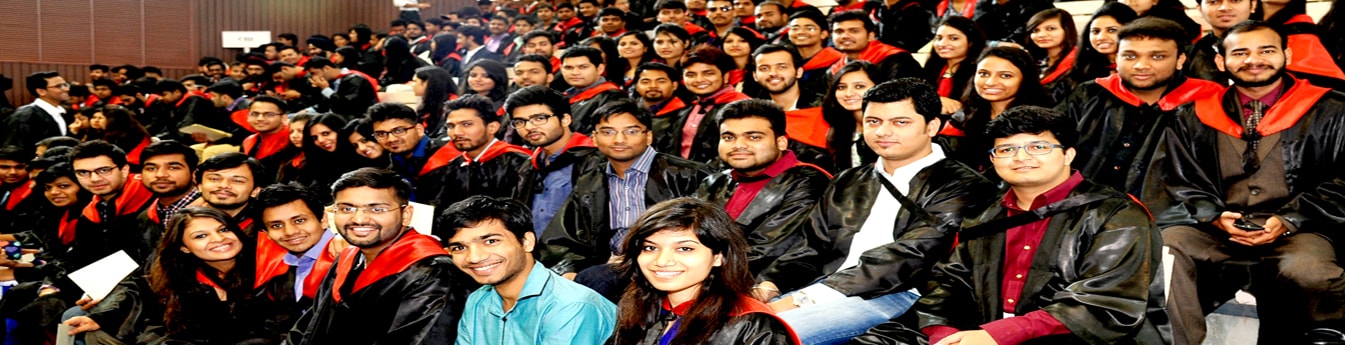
[
  {"left": 46, "top": 83, "right": 71, "bottom": 90},
  {"left": 596, "top": 128, "right": 648, "bottom": 138},
  {"left": 248, "top": 111, "right": 283, "bottom": 118},
  {"left": 329, "top": 204, "right": 408, "bottom": 215},
  {"left": 988, "top": 142, "right": 1065, "bottom": 158},
  {"left": 74, "top": 166, "right": 118, "bottom": 178},
  {"left": 511, "top": 114, "right": 556, "bottom": 128},
  {"left": 373, "top": 125, "right": 415, "bottom": 139}
]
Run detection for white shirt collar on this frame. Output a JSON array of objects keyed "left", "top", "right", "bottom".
[
  {"left": 31, "top": 99, "right": 64, "bottom": 116},
  {"left": 875, "top": 143, "right": 946, "bottom": 187}
]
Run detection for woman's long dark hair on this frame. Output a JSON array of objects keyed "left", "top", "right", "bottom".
[
  {"left": 98, "top": 105, "right": 151, "bottom": 150},
  {"left": 822, "top": 61, "right": 884, "bottom": 170},
  {"left": 1024, "top": 8, "right": 1078, "bottom": 77},
  {"left": 955, "top": 47, "right": 1050, "bottom": 169},
  {"left": 580, "top": 36, "right": 628, "bottom": 84},
  {"left": 148, "top": 207, "right": 255, "bottom": 333},
  {"left": 617, "top": 31, "right": 656, "bottom": 72},
  {"left": 922, "top": 16, "right": 988, "bottom": 99},
  {"left": 415, "top": 66, "right": 458, "bottom": 139},
  {"left": 431, "top": 34, "right": 460, "bottom": 64},
  {"left": 613, "top": 198, "right": 754, "bottom": 345},
  {"left": 34, "top": 162, "right": 92, "bottom": 211},
  {"left": 381, "top": 36, "right": 428, "bottom": 86},
  {"left": 301, "top": 113, "right": 360, "bottom": 187},
  {"left": 1067, "top": 3, "right": 1138, "bottom": 83},
  {"left": 460, "top": 59, "right": 510, "bottom": 107}
]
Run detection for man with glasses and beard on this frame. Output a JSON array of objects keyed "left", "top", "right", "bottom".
[
  {"left": 1158, "top": 21, "right": 1345, "bottom": 345},
  {"left": 367, "top": 102, "right": 460, "bottom": 203},
  {"left": 505, "top": 86, "right": 600, "bottom": 237},
  {"left": 1056, "top": 18, "right": 1222, "bottom": 198},
  {"left": 425, "top": 95, "right": 530, "bottom": 209}
]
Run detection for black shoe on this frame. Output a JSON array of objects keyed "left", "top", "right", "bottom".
[{"left": 1306, "top": 328, "right": 1345, "bottom": 345}]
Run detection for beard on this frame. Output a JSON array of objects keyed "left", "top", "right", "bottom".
[{"left": 1229, "top": 64, "right": 1288, "bottom": 88}]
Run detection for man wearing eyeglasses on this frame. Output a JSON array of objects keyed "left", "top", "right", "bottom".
[
  {"left": 539, "top": 100, "right": 706, "bottom": 299},
  {"left": 560, "top": 47, "right": 627, "bottom": 136},
  {"left": 290, "top": 168, "right": 473, "bottom": 345},
  {"left": 1, "top": 71, "right": 71, "bottom": 151},
  {"left": 871, "top": 106, "right": 1165, "bottom": 345},
  {"left": 424, "top": 95, "right": 530, "bottom": 209},
  {"left": 705, "top": 0, "right": 738, "bottom": 39},
  {"left": 504, "top": 86, "right": 600, "bottom": 237},
  {"left": 366, "top": 102, "right": 460, "bottom": 203},
  {"left": 241, "top": 96, "right": 299, "bottom": 182},
  {"left": 787, "top": 10, "right": 843, "bottom": 107}
]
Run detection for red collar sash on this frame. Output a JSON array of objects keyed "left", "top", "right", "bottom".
[
  {"left": 1282, "top": 17, "right": 1345, "bottom": 81},
  {"left": 5, "top": 182, "right": 33, "bottom": 211},
  {"left": 176, "top": 91, "right": 210, "bottom": 108},
  {"left": 831, "top": 42, "right": 906, "bottom": 74},
  {"left": 461, "top": 140, "right": 529, "bottom": 166},
  {"left": 196, "top": 269, "right": 224, "bottom": 291},
  {"left": 656, "top": 98, "right": 688, "bottom": 117},
  {"left": 81, "top": 174, "right": 154, "bottom": 224},
  {"left": 1041, "top": 50, "right": 1077, "bottom": 84},
  {"left": 231, "top": 109, "right": 257, "bottom": 133},
  {"left": 784, "top": 107, "right": 830, "bottom": 148},
  {"left": 803, "top": 48, "right": 844, "bottom": 71},
  {"left": 124, "top": 138, "right": 152, "bottom": 166},
  {"left": 337, "top": 70, "right": 383, "bottom": 100},
  {"left": 570, "top": 82, "right": 621, "bottom": 103},
  {"left": 1096, "top": 74, "right": 1224, "bottom": 111},
  {"left": 330, "top": 230, "right": 446, "bottom": 303},
  {"left": 420, "top": 145, "right": 464, "bottom": 178},
  {"left": 937, "top": 0, "right": 975, "bottom": 17},
  {"left": 1193, "top": 78, "right": 1330, "bottom": 138},
  {"left": 531, "top": 133, "right": 595, "bottom": 169},
  {"left": 59, "top": 211, "right": 78, "bottom": 245},
  {"left": 244, "top": 131, "right": 294, "bottom": 160}
]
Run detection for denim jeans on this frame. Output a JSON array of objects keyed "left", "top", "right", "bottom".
[{"left": 777, "top": 289, "right": 921, "bottom": 345}]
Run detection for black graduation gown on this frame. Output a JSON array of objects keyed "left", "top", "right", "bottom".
[
  {"left": 865, "top": 0, "right": 936, "bottom": 52},
  {"left": 623, "top": 307, "right": 798, "bottom": 345},
  {"left": 142, "top": 100, "right": 179, "bottom": 140},
  {"left": 316, "top": 73, "right": 379, "bottom": 120},
  {"left": 539, "top": 152, "right": 707, "bottom": 275},
  {"left": 695, "top": 162, "right": 832, "bottom": 275},
  {"left": 81, "top": 276, "right": 163, "bottom": 344},
  {"left": 168, "top": 94, "right": 215, "bottom": 142},
  {"left": 427, "top": 143, "right": 531, "bottom": 208},
  {"left": 1184, "top": 34, "right": 1227, "bottom": 86},
  {"left": 759, "top": 157, "right": 995, "bottom": 296},
  {"left": 48, "top": 186, "right": 156, "bottom": 298},
  {"left": 651, "top": 91, "right": 752, "bottom": 164},
  {"left": 970, "top": 0, "right": 1054, "bottom": 44},
  {"left": 0, "top": 104, "right": 66, "bottom": 150},
  {"left": 511, "top": 140, "right": 603, "bottom": 209},
  {"left": 903, "top": 179, "right": 1166, "bottom": 345},
  {"left": 568, "top": 86, "right": 631, "bottom": 136}
]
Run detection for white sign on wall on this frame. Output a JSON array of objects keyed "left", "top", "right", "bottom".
[{"left": 221, "top": 31, "right": 273, "bottom": 51}]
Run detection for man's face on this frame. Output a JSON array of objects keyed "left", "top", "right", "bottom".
[
  {"left": 524, "top": 36, "right": 556, "bottom": 56},
  {"left": 513, "top": 104, "right": 570, "bottom": 148},
  {"left": 446, "top": 219, "right": 534, "bottom": 286},
  {"left": 687, "top": 0, "right": 708, "bottom": 10},
  {"left": 990, "top": 132, "right": 1076, "bottom": 192},
  {"left": 707, "top": 0, "right": 735, "bottom": 26},
  {"left": 1201, "top": 0, "right": 1255, "bottom": 32},
  {"left": 1118, "top": 37, "right": 1184, "bottom": 92},
  {"left": 307, "top": 44, "right": 325, "bottom": 56},
  {"left": 279, "top": 49, "right": 302, "bottom": 64},
  {"left": 562, "top": 56, "right": 603, "bottom": 88},
  {"left": 405, "top": 23, "right": 425, "bottom": 38},
  {"left": 489, "top": 18, "right": 509, "bottom": 35},
  {"left": 788, "top": 18, "right": 827, "bottom": 48},
  {"left": 159, "top": 90, "right": 183, "bottom": 104},
  {"left": 513, "top": 61, "right": 554, "bottom": 87},
  {"left": 246, "top": 64, "right": 267, "bottom": 77},
  {"left": 446, "top": 109, "right": 500, "bottom": 153},
  {"left": 578, "top": 2, "right": 598, "bottom": 17},
  {"left": 391, "top": 24, "right": 406, "bottom": 35},
  {"left": 718, "top": 116, "right": 787, "bottom": 176},
  {"left": 72, "top": 156, "right": 128, "bottom": 198},
  {"left": 752, "top": 51, "right": 800, "bottom": 94},
  {"left": 229, "top": 65, "right": 248, "bottom": 81},
  {"left": 426, "top": 23, "right": 442, "bottom": 36},
  {"left": 734, "top": 0, "right": 755, "bottom": 17},
  {"left": 536, "top": 7, "right": 555, "bottom": 22},
  {"left": 599, "top": 15, "right": 624, "bottom": 34},
  {"left": 1221, "top": 28, "right": 1290, "bottom": 88},
  {"left": 89, "top": 69, "right": 107, "bottom": 81},
  {"left": 207, "top": 64, "right": 226, "bottom": 79},
  {"left": 112, "top": 69, "right": 129, "bottom": 83},
  {"left": 657, "top": 9, "right": 687, "bottom": 24},
  {"left": 594, "top": 112, "right": 653, "bottom": 163},
  {"left": 141, "top": 153, "right": 194, "bottom": 197},
  {"left": 754, "top": 4, "right": 785, "bottom": 30},
  {"left": 862, "top": 100, "right": 939, "bottom": 166},
  {"left": 264, "top": 46, "right": 279, "bottom": 60},
  {"left": 333, "top": 186, "right": 412, "bottom": 250},
  {"left": 263, "top": 200, "right": 329, "bottom": 254},
  {"left": 636, "top": 69, "right": 676, "bottom": 104},
  {"left": 832, "top": 20, "right": 872, "bottom": 52},
  {"left": 208, "top": 91, "right": 231, "bottom": 108},
  {"left": 372, "top": 119, "right": 426, "bottom": 155},
  {"left": 557, "top": 7, "right": 576, "bottom": 21},
  {"left": 683, "top": 62, "right": 727, "bottom": 96},
  {"left": 0, "top": 160, "right": 27, "bottom": 185},
  {"left": 199, "top": 165, "right": 257, "bottom": 211},
  {"left": 92, "top": 85, "right": 113, "bottom": 99},
  {"left": 248, "top": 101, "right": 287, "bottom": 133},
  {"left": 37, "top": 76, "right": 70, "bottom": 103},
  {"left": 183, "top": 80, "right": 202, "bottom": 92},
  {"left": 514, "top": 20, "right": 535, "bottom": 34}
]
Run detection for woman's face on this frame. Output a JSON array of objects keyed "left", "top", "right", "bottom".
[
  {"left": 334, "top": 35, "right": 350, "bottom": 47},
  {"left": 618, "top": 35, "right": 645, "bottom": 59},
  {"left": 468, "top": 67, "right": 495, "bottom": 94},
  {"left": 349, "top": 132, "right": 385, "bottom": 159},
  {"left": 974, "top": 56, "right": 1024, "bottom": 104},
  {"left": 653, "top": 33, "right": 686, "bottom": 61},
  {"left": 835, "top": 71, "right": 874, "bottom": 112},
  {"left": 309, "top": 123, "right": 338, "bottom": 152},
  {"left": 933, "top": 25, "right": 970, "bottom": 61},
  {"left": 1120, "top": 0, "right": 1156, "bottom": 15},
  {"left": 90, "top": 112, "right": 108, "bottom": 130},
  {"left": 637, "top": 229, "right": 723, "bottom": 305},
  {"left": 1030, "top": 17, "right": 1065, "bottom": 51},
  {"left": 722, "top": 34, "right": 751, "bottom": 58},
  {"left": 288, "top": 120, "right": 307, "bottom": 148},
  {"left": 44, "top": 176, "right": 80, "bottom": 208},
  {"left": 1090, "top": 16, "right": 1122, "bottom": 56},
  {"left": 179, "top": 217, "right": 243, "bottom": 264},
  {"left": 411, "top": 75, "right": 428, "bottom": 97}
]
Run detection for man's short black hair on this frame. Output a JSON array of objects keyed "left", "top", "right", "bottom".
[
  {"left": 68, "top": 86, "right": 91, "bottom": 99},
  {"left": 752, "top": 44, "right": 803, "bottom": 69},
  {"left": 206, "top": 81, "right": 243, "bottom": 99},
  {"left": 194, "top": 152, "right": 267, "bottom": 187},
  {"left": 89, "top": 64, "right": 110, "bottom": 72},
  {"left": 142, "top": 66, "right": 163, "bottom": 76},
  {"left": 257, "top": 182, "right": 329, "bottom": 225},
  {"left": 577, "top": 0, "right": 600, "bottom": 7},
  {"left": 790, "top": 8, "right": 829, "bottom": 33},
  {"left": 250, "top": 95, "right": 288, "bottom": 111},
  {"left": 70, "top": 140, "right": 129, "bottom": 168},
  {"left": 140, "top": 140, "right": 199, "bottom": 173},
  {"left": 332, "top": 168, "right": 413, "bottom": 205},
  {"left": 514, "top": 15, "right": 539, "bottom": 26},
  {"left": 91, "top": 79, "right": 119, "bottom": 90},
  {"left": 406, "top": 20, "right": 425, "bottom": 29},
  {"left": 522, "top": 31, "right": 557, "bottom": 46},
  {"left": 863, "top": 78, "right": 941, "bottom": 123},
  {"left": 278, "top": 46, "right": 302, "bottom": 54},
  {"left": 458, "top": 25, "right": 489, "bottom": 45},
  {"left": 634, "top": 62, "right": 681, "bottom": 83},
  {"left": 1118, "top": 17, "right": 1190, "bottom": 55},
  {"left": 757, "top": 1, "right": 786, "bottom": 14},
  {"left": 391, "top": 18, "right": 409, "bottom": 27},
  {"left": 592, "top": 100, "right": 653, "bottom": 129},
  {"left": 515, "top": 54, "right": 554, "bottom": 72},
  {"left": 113, "top": 65, "right": 143, "bottom": 79},
  {"left": 656, "top": 0, "right": 688, "bottom": 11},
  {"left": 984, "top": 105, "right": 1079, "bottom": 149},
  {"left": 279, "top": 33, "right": 299, "bottom": 43},
  {"left": 445, "top": 94, "right": 502, "bottom": 123},
  {"left": 303, "top": 56, "right": 338, "bottom": 70},
  {"left": 718, "top": 99, "right": 787, "bottom": 138},
  {"left": 438, "top": 195, "right": 536, "bottom": 249},
  {"left": 426, "top": 17, "right": 447, "bottom": 27},
  {"left": 683, "top": 46, "right": 736, "bottom": 76},
  {"left": 1218, "top": 20, "right": 1288, "bottom": 55},
  {"left": 827, "top": 9, "right": 875, "bottom": 34},
  {"left": 0, "top": 145, "right": 33, "bottom": 163},
  {"left": 25, "top": 71, "right": 60, "bottom": 97},
  {"left": 154, "top": 79, "right": 187, "bottom": 94},
  {"left": 36, "top": 137, "right": 81, "bottom": 151},
  {"left": 560, "top": 46, "right": 605, "bottom": 67},
  {"left": 504, "top": 85, "right": 572, "bottom": 119},
  {"left": 181, "top": 75, "right": 211, "bottom": 88},
  {"left": 365, "top": 102, "right": 420, "bottom": 125},
  {"left": 598, "top": 7, "right": 625, "bottom": 18}
]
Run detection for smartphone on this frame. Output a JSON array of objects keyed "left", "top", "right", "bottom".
[{"left": 1233, "top": 217, "right": 1265, "bottom": 231}]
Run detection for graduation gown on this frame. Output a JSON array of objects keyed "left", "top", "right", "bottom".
[
  {"left": 1060, "top": 74, "right": 1224, "bottom": 198},
  {"left": 865, "top": 0, "right": 936, "bottom": 52},
  {"left": 50, "top": 176, "right": 156, "bottom": 295},
  {"left": 256, "top": 235, "right": 337, "bottom": 336},
  {"left": 827, "top": 42, "right": 923, "bottom": 82},
  {"left": 651, "top": 90, "right": 752, "bottom": 164},
  {"left": 695, "top": 161, "right": 832, "bottom": 275},
  {"left": 620, "top": 297, "right": 800, "bottom": 345},
  {"left": 169, "top": 92, "right": 216, "bottom": 142},
  {"left": 243, "top": 131, "right": 301, "bottom": 185},
  {"left": 316, "top": 72, "right": 379, "bottom": 120},
  {"left": 759, "top": 157, "right": 995, "bottom": 296},
  {"left": 512, "top": 134, "right": 601, "bottom": 208},
  {"left": 1184, "top": 34, "right": 1228, "bottom": 86},
  {"left": 427, "top": 140, "right": 531, "bottom": 208},
  {"left": 288, "top": 230, "right": 472, "bottom": 345},
  {"left": 539, "top": 152, "right": 707, "bottom": 275},
  {"left": 567, "top": 82, "right": 629, "bottom": 136},
  {"left": 0, "top": 103, "right": 66, "bottom": 150}
]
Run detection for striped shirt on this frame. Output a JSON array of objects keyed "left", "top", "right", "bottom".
[{"left": 606, "top": 149, "right": 658, "bottom": 253}]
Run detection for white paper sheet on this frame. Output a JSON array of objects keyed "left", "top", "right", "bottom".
[
  {"left": 1162, "top": 246, "right": 1174, "bottom": 305},
  {"left": 409, "top": 201, "right": 436, "bottom": 238},
  {"left": 67, "top": 250, "right": 138, "bottom": 301}
]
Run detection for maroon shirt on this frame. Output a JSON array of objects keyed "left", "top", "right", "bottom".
[{"left": 725, "top": 151, "right": 800, "bottom": 219}]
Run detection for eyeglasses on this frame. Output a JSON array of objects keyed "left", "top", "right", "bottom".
[
  {"left": 510, "top": 114, "right": 556, "bottom": 128},
  {"left": 708, "top": 5, "right": 733, "bottom": 12},
  {"left": 596, "top": 128, "right": 648, "bottom": 138},
  {"left": 46, "top": 83, "right": 71, "bottom": 90},
  {"left": 330, "top": 204, "right": 407, "bottom": 215},
  {"left": 248, "top": 111, "right": 283, "bottom": 118},
  {"left": 74, "top": 166, "right": 118, "bottom": 178},
  {"left": 373, "top": 125, "right": 416, "bottom": 139},
  {"left": 988, "top": 142, "right": 1066, "bottom": 158}
]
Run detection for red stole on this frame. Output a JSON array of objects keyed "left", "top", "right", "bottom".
[
  {"left": 663, "top": 296, "right": 802, "bottom": 344},
  {"left": 555, "top": 17, "right": 583, "bottom": 32},
  {"left": 936, "top": 0, "right": 975, "bottom": 17},
  {"left": 80, "top": 174, "right": 154, "bottom": 224},
  {"left": 939, "top": 123, "right": 967, "bottom": 137},
  {"left": 655, "top": 98, "right": 688, "bottom": 117},
  {"left": 196, "top": 269, "right": 224, "bottom": 291},
  {"left": 784, "top": 107, "right": 830, "bottom": 149},
  {"left": 1193, "top": 77, "right": 1330, "bottom": 138},
  {"left": 1284, "top": 15, "right": 1345, "bottom": 81},
  {"left": 58, "top": 211, "right": 78, "bottom": 245},
  {"left": 460, "top": 141, "right": 529, "bottom": 166},
  {"left": 419, "top": 145, "right": 464, "bottom": 178},
  {"left": 254, "top": 234, "right": 335, "bottom": 298},
  {"left": 176, "top": 90, "right": 210, "bottom": 108},
  {"left": 244, "top": 131, "right": 293, "bottom": 160},
  {"left": 937, "top": 65, "right": 954, "bottom": 97},
  {"left": 830, "top": 42, "right": 907, "bottom": 74},
  {"left": 570, "top": 82, "right": 621, "bottom": 104},
  {"left": 5, "top": 181, "right": 33, "bottom": 211},
  {"left": 1041, "top": 50, "right": 1077, "bottom": 85},
  {"left": 125, "top": 138, "right": 152, "bottom": 166},
  {"left": 330, "top": 231, "right": 446, "bottom": 303},
  {"left": 684, "top": 23, "right": 708, "bottom": 37},
  {"left": 727, "top": 70, "right": 745, "bottom": 87},
  {"left": 230, "top": 109, "right": 257, "bottom": 133},
  {"left": 337, "top": 70, "right": 383, "bottom": 101},
  {"left": 550, "top": 57, "right": 562, "bottom": 73},
  {"left": 802, "top": 48, "right": 845, "bottom": 72},
  {"left": 531, "top": 133, "right": 595, "bottom": 169},
  {"left": 1095, "top": 74, "right": 1224, "bottom": 111}
]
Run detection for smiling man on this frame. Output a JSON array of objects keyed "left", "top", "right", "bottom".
[
  {"left": 752, "top": 43, "right": 829, "bottom": 149},
  {"left": 242, "top": 96, "right": 299, "bottom": 180},
  {"left": 444, "top": 196, "right": 617, "bottom": 344},
  {"left": 560, "top": 47, "right": 627, "bottom": 135},
  {"left": 194, "top": 152, "right": 265, "bottom": 233},
  {"left": 1057, "top": 17, "right": 1222, "bottom": 198},
  {"left": 256, "top": 182, "right": 338, "bottom": 332},
  {"left": 656, "top": 47, "right": 751, "bottom": 163},
  {"left": 825, "top": 10, "right": 921, "bottom": 82}
]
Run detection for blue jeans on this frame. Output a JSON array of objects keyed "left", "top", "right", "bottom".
[{"left": 777, "top": 289, "right": 921, "bottom": 345}]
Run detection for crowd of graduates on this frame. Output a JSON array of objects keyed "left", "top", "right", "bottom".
[{"left": 0, "top": 0, "right": 1345, "bottom": 343}]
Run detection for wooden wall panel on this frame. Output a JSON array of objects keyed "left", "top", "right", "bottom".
[
  {"left": 93, "top": 0, "right": 147, "bottom": 65},
  {"left": 39, "top": 0, "right": 96, "bottom": 65},
  {"left": 0, "top": 1, "right": 42, "bottom": 62},
  {"left": 143, "top": 0, "right": 197, "bottom": 68}
]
